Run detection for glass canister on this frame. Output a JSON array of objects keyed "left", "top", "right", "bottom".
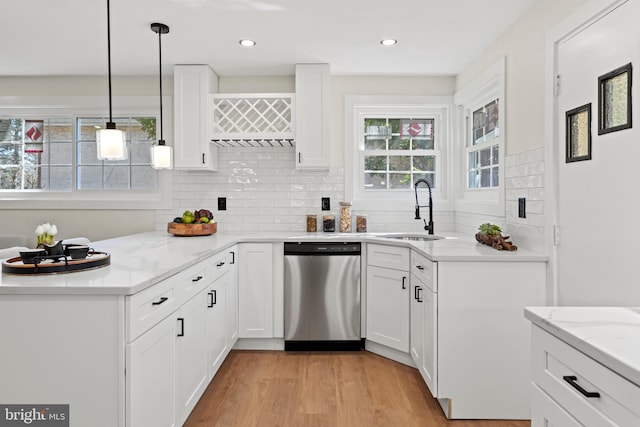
[
  {"left": 306, "top": 214, "right": 317, "bottom": 232},
  {"left": 340, "top": 201, "right": 352, "bottom": 233},
  {"left": 356, "top": 214, "right": 367, "bottom": 232},
  {"left": 322, "top": 214, "right": 336, "bottom": 232}
]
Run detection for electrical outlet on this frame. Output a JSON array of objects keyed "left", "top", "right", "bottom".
[
  {"left": 321, "top": 197, "right": 330, "bottom": 211},
  {"left": 218, "top": 197, "right": 227, "bottom": 211},
  {"left": 518, "top": 197, "right": 526, "bottom": 218}
]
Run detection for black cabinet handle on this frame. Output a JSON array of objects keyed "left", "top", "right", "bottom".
[
  {"left": 216, "top": 262, "right": 225, "bottom": 267},
  {"left": 230, "top": 251, "right": 235, "bottom": 264},
  {"left": 202, "top": 153, "right": 205, "bottom": 164},
  {"left": 152, "top": 297, "right": 168, "bottom": 306},
  {"left": 298, "top": 152, "right": 301, "bottom": 163},
  {"left": 192, "top": 275, "right": 203, "bottom": 282},
  {"left": 562, "top": 376, "right": 601, "bottom": 398},
  {"left": 177, "top": 318, "right": 184, "bottom": 337},
  {"left": 208, "top": 290, "right": 217, "bottom": 308},
  {"left": 416, "top": 287, "right": 423, "bottom": 303},
  {"left": 414, "top": 285, "right": 419, "bottom": 300},
  {"left": 416, "top": 265, "right": 424, "bottom": 271},
  {"left": 402, "top": 276, "right": 407, "bottom": 289}
]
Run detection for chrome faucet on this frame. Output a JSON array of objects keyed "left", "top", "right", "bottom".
[{"left": 414, "top": 179, "right": 434, "bottom": 234}]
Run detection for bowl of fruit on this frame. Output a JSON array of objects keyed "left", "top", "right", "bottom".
[{"left": 167, "top": 209, "right": 217, "bottom": 236}]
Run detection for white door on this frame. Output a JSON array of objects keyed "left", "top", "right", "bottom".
[
  {"left": 238, "top": 243, "right": 274, "bottom": 338},
  {"left": 555, "top": 0, "right": 640, "bottom": 305}
]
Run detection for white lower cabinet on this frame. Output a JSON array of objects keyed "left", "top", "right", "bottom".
[
  {"left": 366, "top": 244, "right": 410, "bottom": 352},
  {"left": 531, "top": 325, "right": 640, "bottom": 427},
  {"left": 238, "top": 243, "right": 274, "bottom": 338},
  {"left": 205, "top": 269, "right": 229, "bottom": 378},
  {"left": 226, "top": 246, "right": 239, "bottom": 347}
]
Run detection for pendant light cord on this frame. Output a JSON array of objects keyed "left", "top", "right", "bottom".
[
  {"left": 158, "top": 29, "right": 164, "bottom": 143},
  {"left": 106, "top": 0, "right": 114, "bottom": 125}
]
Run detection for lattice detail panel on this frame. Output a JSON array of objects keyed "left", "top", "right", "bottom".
[{"left": 210, "top": 94, "right": 295, "bottom": 142}]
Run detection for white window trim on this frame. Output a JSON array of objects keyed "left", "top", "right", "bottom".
[
  {"left": 0, "top": 96, "right": 172, "bottom": 210},
  {"left": 453, "top": 57, "right": 506, "bottom": 216},
  {"left": 344, "top": 95, "right": 453, "bottom": 212}
]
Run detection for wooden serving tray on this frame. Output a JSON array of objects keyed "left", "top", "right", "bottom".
[
  {"left": 167, "top": 222, "right": 217, "bottom": 236},
  {"left": 2, "top": 251, "right": 111, "bottom": 275}
]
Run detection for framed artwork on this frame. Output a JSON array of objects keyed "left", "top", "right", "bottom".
[
  {"left": 566, "top": 103, "right": 592, "bottom": 163},
  {"left": 598, "top": 62, "right": 632, "bottom": 135}
]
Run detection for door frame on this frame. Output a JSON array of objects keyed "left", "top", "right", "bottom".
[{"left": 544, "top": 0, "right": 629, "bottom": 304}]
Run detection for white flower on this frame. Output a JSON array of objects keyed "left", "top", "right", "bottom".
[
  {"left": 43, "top": 223, "right": 51, "bottom": 234},
  {"left": 35, "top": 225, "right": 44, "bottom": 236},
  {"left": 49, "top": 225, "right": 58, "bottom": 236}
]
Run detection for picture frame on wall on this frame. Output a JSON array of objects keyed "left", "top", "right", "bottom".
[
  {"left": 598, "top": 62, "right": 632, "bottom": 135},
  {"left": 566, "top": 103, "right": 592, "bottom": 163}
]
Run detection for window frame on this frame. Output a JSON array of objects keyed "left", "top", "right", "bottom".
[
  {"left": 453, "top": 57, "right": 506, "bottom": 216},
  {"left": 345, "top": 95, "right": 452, "bottom": 212},
  {"left": 0, "top": 96, "right": 172, "bottom": 210}
]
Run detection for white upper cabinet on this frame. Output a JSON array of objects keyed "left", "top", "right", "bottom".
[
  {"left": 295, "top": 63, "right": 330, "bottom": 170},
  {"left": 174, "top": 65, "right": 219, "bottom": 171}
]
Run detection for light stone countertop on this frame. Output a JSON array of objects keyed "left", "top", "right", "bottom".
[
  {"left": 525, "top": 306, "right": 640, "bottom": 387},
  {"left": 0, "top": 230, "right": 547, "bottom": 296}
]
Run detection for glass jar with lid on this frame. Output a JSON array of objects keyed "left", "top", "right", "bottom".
[{"left": 340, "top": 201, "right": 352, "bottom": 233}]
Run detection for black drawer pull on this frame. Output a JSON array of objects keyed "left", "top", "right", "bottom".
[
  {"left": 192, "top": 275, "right": 203, "bottom": 282},
  {"left": 416, "top": 265, "right": 424, "bottom": 271},
  {"left": 151, "top": 297, "right": 168, "bottom": 306},
  {"left": 230, "top": 251, "right": 235, "bottom": 264},
  {"left": 216, "top": 262, "right": 225, "bottom": 267},
  {"left": 563, "top": 376, "right": 601, "bottom": 398},
  {"left": 401, "top": 276, "right": 407, "bottom": 289}
]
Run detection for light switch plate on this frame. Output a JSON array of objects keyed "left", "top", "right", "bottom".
[
  {"left": 218, "top": 197, "right": 227, "bottom": 211},
  {"left": 518, "top": 197, "right": 526, "bottom": 218},
  {"left": 321, "top": 197, "right": 330, "bottom": 211}
]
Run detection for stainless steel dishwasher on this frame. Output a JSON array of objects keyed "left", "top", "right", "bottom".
[{"left": 284, "top": 242, "right": 361, "bottom": 351}]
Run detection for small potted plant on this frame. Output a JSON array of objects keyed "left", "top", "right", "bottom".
[{"left": 475, "top": 223, "right": 517, "bottom": 251}]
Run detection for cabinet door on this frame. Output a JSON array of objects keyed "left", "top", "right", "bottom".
[
  {"left": 174, "top": 64, "right": 218, "bottom": 171},
  {"left": 366, "top": 265, "right": 409, "bottom": 352},
  {"left": 227, "top": 247, "right": 239, "bottom": 346},
  {"left": 206, "top": 271, "right": 229, "bottom": 379},
  {"left": 410, "top": 281, "right": 424, "bottom": 369},
  {"left": 421, "top": 281, "right": 438, "bottom": 397},
  {"left": 295, "top": 63, "right": 330, "bottom": 169},
  {"left": 176, "top": 292, "right": 209, "bottom": 424},
  {"left": 127, "top": 314, "right": 177, "bottom": 427},
  {"left": 238, "top": 243, "right": 274, "bottom": 338},
  {"left": 531, "top": 384, "right": 582, "bottom": 427}
]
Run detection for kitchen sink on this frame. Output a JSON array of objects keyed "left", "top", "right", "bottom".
[{"left": 376, "top": 233, "right": 445, "bottom": 241}]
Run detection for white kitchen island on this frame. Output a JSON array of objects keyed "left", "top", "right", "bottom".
[{"left": 0, "top": 231, "right": 547, "bottom": 426}]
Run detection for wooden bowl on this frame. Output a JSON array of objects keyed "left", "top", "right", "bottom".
[{"left": 167, "top": 222, "right": 217, "bottom": 236}]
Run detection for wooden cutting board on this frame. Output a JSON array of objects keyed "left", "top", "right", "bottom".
[{"left": 167, "top": 222, "right": 217, "bottom": 236}]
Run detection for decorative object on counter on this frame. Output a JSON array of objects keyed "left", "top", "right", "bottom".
[
  {"left": 96, "top": 0, "right": 127, "bottom": 161},
  {"left": 18, "top": 249, "right": 46, "bottom": 264},
  {"left": 322, "top": 215, "right": 336, "bottom": 232},
  {"left": 150, "top": 22, "right": 172, "bottom": 169},
  {"left": 340, "top": 201, "right": 352, "bottom": 232},
  {"left": 356, "top": 214, "right": 367, "bottom": 232},
  {"left": 475, "top": 223, "right": 517, "bottom": 251},
  {"left": 64, "top": 244, "right": 92, "bottom": 260},
  {"left": 306, "top": 214, "right": 317, "bottom": 232},
  {"left": 35, "top": 223, "right": 58, "bottom": 246},
  {"left": 41, "top": 240, "right": 64, "bottom": 257},
  {"left": 168, "top": 208, "right": 216, "bottom": 236},
  {"left": 3, "top": 251, "right": 110, "bottom": 275}
]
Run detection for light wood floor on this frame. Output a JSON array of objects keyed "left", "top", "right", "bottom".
[{"left": 184, "top": 350, "right": 530, "bottom": 427}]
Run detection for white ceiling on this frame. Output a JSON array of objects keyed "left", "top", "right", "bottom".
[{"left": 2, "top": 0, "right": 536, "bottom": 77}]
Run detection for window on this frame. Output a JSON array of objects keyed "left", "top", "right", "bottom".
[
  {"left": 467, "top": 99, "right": 500, "bottom": 189},
  {"left": 363, "top": 117, "right": 436, "bottom": 190},
  {"left": 344, "top": 96, "right": 450, "bottom": 209},
  {"left": 0, "top": 116, "right": 157, "bottom": 191},
  {"left": 0, "top": 96, "right": 172, "bottom": 209}
]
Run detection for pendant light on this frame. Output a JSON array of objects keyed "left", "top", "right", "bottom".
[
  {"left": 151, "top": 22, "right": 172, "bottom": 169},
  {"left": 97, "top": 0, "right": 127, "bottom": 160}
]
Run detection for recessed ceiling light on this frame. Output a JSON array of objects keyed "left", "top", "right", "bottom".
[
  {"left": 380, "top": 39, "right": 397, "bottom": 47},
  {"left": 239, "top": 39, "right": 256, "bottom": 47}
]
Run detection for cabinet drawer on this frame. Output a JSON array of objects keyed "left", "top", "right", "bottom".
[
  {"left": 181, "top": 261, "right": 211, "bottom": 304},
  {"left": 532, "top": 326, "right": 640, "bottom": 426},
  {"left": 411, "top": 250, "right": 436, "bottom": 292},
  {"left": 210, "top": 250, "right": 231, "bottom": 282},
  {"left": 127, "top": 274, "right": 181, "bottom": 342},
  {"left": 367, "top": 244, "right": 410, "bottom": 271}
]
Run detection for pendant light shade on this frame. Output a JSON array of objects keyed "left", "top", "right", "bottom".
[
  {"left": 151, "top": 22, "right": 172, "bottom": 169},
  {"left": 97, "top": 0, "right": 127, "bottom": 161}
]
